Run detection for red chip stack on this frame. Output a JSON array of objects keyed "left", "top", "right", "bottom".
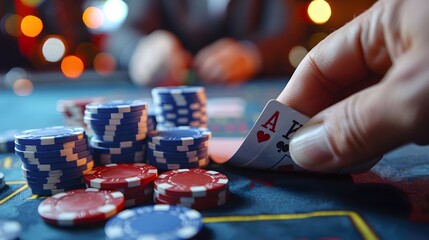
[
  {"left": 83, "top": 163, "right": 157, "bottom": 208},
  {"left": 153, "top": 168, "right": 229, "bottom": 210}
]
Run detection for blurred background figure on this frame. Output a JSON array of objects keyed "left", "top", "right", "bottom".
[
  {"left": 106, "top": 0, "right": 304, "bottom": 86},
  {"left": 0, "top": 0, "right": 377, "bottom": 89}
]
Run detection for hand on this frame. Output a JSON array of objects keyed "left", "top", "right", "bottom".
[
  {"left": 193, "top": 38, "right": 261, "bottom": 84},
  {"left": 277, "top": 0, "right": 429, "bottom": 173},
  {"left": 129, "top": 30, "right": 191, "bottom": 86}
]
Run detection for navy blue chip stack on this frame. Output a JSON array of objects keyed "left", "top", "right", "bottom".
[
  {"left": 14, "top": 126, "right": 93, "bottom": 196},
  {"left": 145, "top": 127, "right": 211, "bottom": 170},
  {"left": 151, "top": 86, "right": 207, "bottom": 129},
  {"left": 85, "top": 100, "right": 149, "bottom": 165}
]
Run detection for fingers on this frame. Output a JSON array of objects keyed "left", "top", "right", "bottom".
[
  {"left": 277, "top": 1, "right": 392, "bottom": 116},
  {"left": 289, "top": 48, "right": 429, "bottom": 172}
]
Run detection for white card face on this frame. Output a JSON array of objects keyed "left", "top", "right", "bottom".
[{"left": 227, "top": 99, "right": 309, "bottom": 170}]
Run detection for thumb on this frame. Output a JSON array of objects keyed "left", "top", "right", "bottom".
[{"left": 289, "top": 52, "right": 429, "bottom": 172}]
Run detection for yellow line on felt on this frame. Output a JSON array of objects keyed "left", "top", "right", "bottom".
[
  {"left": 0, "top": 184, "right": 28, "bottom": 205},
  {"left": 3, "top": 157, "right": 12, "bottom": 169},
  {"left": 203, "top": 210, "right": 378, "bottom": 240}
]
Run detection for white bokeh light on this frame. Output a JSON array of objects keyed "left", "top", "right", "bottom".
[
  {"left": 42, "top": 37, "right": 66, "bottom": 62},
  {"left": 103, "top": 0, "right": 128, "bottom": 23}
]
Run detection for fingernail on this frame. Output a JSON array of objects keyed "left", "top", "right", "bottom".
[{"left": 290, "top": 124, "right": 334, "bottom": 170}]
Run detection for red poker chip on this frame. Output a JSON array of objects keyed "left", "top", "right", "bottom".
[
  {"left": 154, "top": 169, "right": 229, "bottom": 197},
  {"left": 116, "top": 183, "right": 153, "bottom": 195},
  {"left": 154, "top": 196, "right": 227, "bottom": 211},
  {"left": 84, "top": 163, "right": 158, "bottom": 189},
  {"left": 37, "top": 188, "right": 124, "bottom": 226}
]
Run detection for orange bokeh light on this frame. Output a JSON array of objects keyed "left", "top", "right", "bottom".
[
  {"left": 21, "top": 15, "right": 43, "bottom": 37},
  {"left": 82, "top": 6, "right": 104, "bottom": 29},
  {"left": 61, "top": 55, "right": 84, "bottom": 79},
  {"left": 94, "top": 52, "right": 116, "bottom": 75}
]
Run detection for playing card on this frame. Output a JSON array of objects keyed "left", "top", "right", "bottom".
[{"left": 227, "top": 99, "right": 309, "bottom": 169}]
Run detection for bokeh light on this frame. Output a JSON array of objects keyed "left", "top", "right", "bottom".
[
  {"left": 3, "top": 14, "right": 21, "bottom": 37},
  {"left": 61, "top": 55, "right": 84, "bottom": 79},
  {"left": 94, "top": 52, "right": 117, "bottom": 75},
  {"left": 21, "top": 0, "right": 45, "bottom": 8},
  {"left": 308, "top": 0, "right": 332, "bottom": 24},
  {"left": 82, "top": 6, "right": 105, "bottom": 29},
  {"left": 4, "top": 68, "right": 27, "bottom": 88},
  {"left": 289, "top": 46, "right": 308, "bottom": 68},
  {"left": 42, "top": 36, "right": 66, "bottom": 62},
  {"left": 21, "top": 15, "right": 43, "bottom": 37},
  {"left": 103, "top": 0, "right": 128, "bottom": 23},
  {"left": 13, "top": 79, "right": 33, "bottom": 96}
]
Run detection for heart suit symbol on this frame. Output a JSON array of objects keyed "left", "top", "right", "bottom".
[{"left": 257, "top": 130, "right": 270, "bottom": 143}]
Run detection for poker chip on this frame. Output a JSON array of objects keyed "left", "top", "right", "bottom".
[
  {"left": 14, "top": 128, "right": 93, "bottom": 196},
  {"left": 148, "top": 127, "right": 211, "bottom": 146},
  {"left": 147, "top": 141, "right": 209, "bottom": 152},
  {"left": 0, "top": 219, "right": 22, "bottom": 240},
  {"left": 86, "top": 100, "right": 147, "bottom": 114},
  {"left": 0, "top": 130, "right": 18, "bottom": 153},
  {"left": 147, "top": 148, "right": 208, "bottom": 158},
  {"left": 85, "top": 100, "right": 149, "bottom": 165},
  {"left": 84, "top": 163, "right": 158, "bottom": 189},
  {"left": 57, "top": 97, "right": 104, "bottom": 128},
  {"left": 84, "top": 163, "right": 157, "bottom": 207},
  {"left": 14, "top": 126, "right": 86, "bottom": 145},
  {"left": 154, "top": 169, "right": 229, "bottom": 197},
  {"left": 0, "top": 172, "right": 6, "bottom": 190},
  {"left": 38, "top": 188, "right": 124, "bottom": 226},
  {"left": 147, "top": 158, "right": 210, "bottom": 171},
  {"left": 14, "top": 138, "right": 88, "bottom": 151},
  {"left": 152, "top": 86, "right": 207, "bottom": 129},
  {"left": 104, "top": 205, "right": 203, "bottom": 240}
]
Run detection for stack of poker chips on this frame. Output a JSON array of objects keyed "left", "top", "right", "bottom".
[
  {"left": 14, "top": 126, "right": 93, "bottom": 196},
  {"left": 145, "top": 127, "right": 211, "bottom": 170},
  {"left": 84, "top": 100, "right": 148, "bottom": 165},
  {"left": 153, "top": 169, "right": 229, "bottom": 210},
  {"left": 38, "top": 188, "right": 124, "bottom": 227},
  {"left": 104, "top": 205, "right": 203, "bottom": 240},
  {"left": 57, "top": 97, "right": 104, "bottom": 128},
  {"left": 84, "top": 163, "right": 158, "bottom": 208},
  {"left": 151, "top": 86, "right": 208, "bottom": 129}
]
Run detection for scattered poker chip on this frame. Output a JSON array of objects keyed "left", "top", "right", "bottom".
[
  {"left": 14, "top": 138, "right": 88, "bottom": 151},
  {"left": 0, "top": 172, "right": 5, "bottom": 190},
  {"left": 86, "top": 100, "right": 147, "bottom": 114},
  {"left": 84, "top": 163, "right": 158, "bottom": 189},
  {"left": 104, "top": 204, "right": 203, "bottom": 240},
  {"left": 14, "top": 144, "right": 89, "bottom": 159},
  {"left": 0, "top": 219, "right": 22, "bottom": 240},
  {"left": 38, "top": 188, "right": 124, "bottom": 226},
  {"left": 0, "top": 130, "right": 18, "bottom": 153},
  {"left": 147, "top": 127, "right": 211, "bottom": 146},
  {"left": 14, "top": 126, "right": 86, "bottom": 145},
  {"left": 155, "top": 169, "right": 229, "bottom": 197},
  {"left": 147, "top": 141, "right": 208, "bottom": 152}
]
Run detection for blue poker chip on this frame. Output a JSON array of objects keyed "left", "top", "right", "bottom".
[
  {"left": 93, "top": 133, "right": 147, "bottom": 142},
  {"left": 146, "top": 154, "right": 209, "bottom": 165},
  {"left": 93, "top": 151, "right": 144, "bottom": 162},
  {"left": 86, "top": 100, "right": 148, "bottom": 114},
  {"left": 147, "top": 158, "right": 209, "bottom": 170},
  {"left": 0, "top": 220, "right": 22, "bottom": 240},
  {"left": 105, "top": 204, "right": 203, "bottom": 240},
  {"left": 17, "top": 149, "right": 92, "bottom": 164},
  {"left": 23, "top": 172, "right": 85, "bottom": 184},
  {"left": 147, "top": 140, "right": 208, "bottom": 152},
  {"left": 146, "top": 148, "right": 208, "bottom": 158},
  {"left": 96, "top": 157, "right": 145, "bottom": 165},
  {"left": 14, "top": 138, "right": 88, "bottom": 151},
  {"left": 15, "top": 126, "right": 86, "bottom": 145},
  {"left": 21, "top": 156, "right": 93, "bottom": 171},
  {"left": 90, "top": 128, "right": 148, "bottom": 137},
  {"left": 89, "top": 121, "right": 149, "bottom": 132},
  {"left": 90, "top": 143, "right": 144, "bottom": 155},
  {"left": 0, "top": 130, "right": 18, "bottom": 153},
  {"left": 151, "top": 86, "right": 205, "bottom": 96},
  {"left": 147, "top": 127, "right": 211, "bottom": 146},
  {"left": 27, "top": 177, "right": 85, "bottom": 190},
  {"left": 84, "top": 109, "right": 146, "bottom": 119},
  {"left": 157, "top": 102, "right": 204, "bottom": 111},
  {"left": 90, "top": 139, "right": 145, "bottom": 149},
  {"left": 84, "top": 115, "right": 146, "bottom": 125},
  {"left": 14, "top": 144, "right": 89, "bottom": 158},
  {"left": 21, "top": 161, "right": 94, "bottom": 178}
]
